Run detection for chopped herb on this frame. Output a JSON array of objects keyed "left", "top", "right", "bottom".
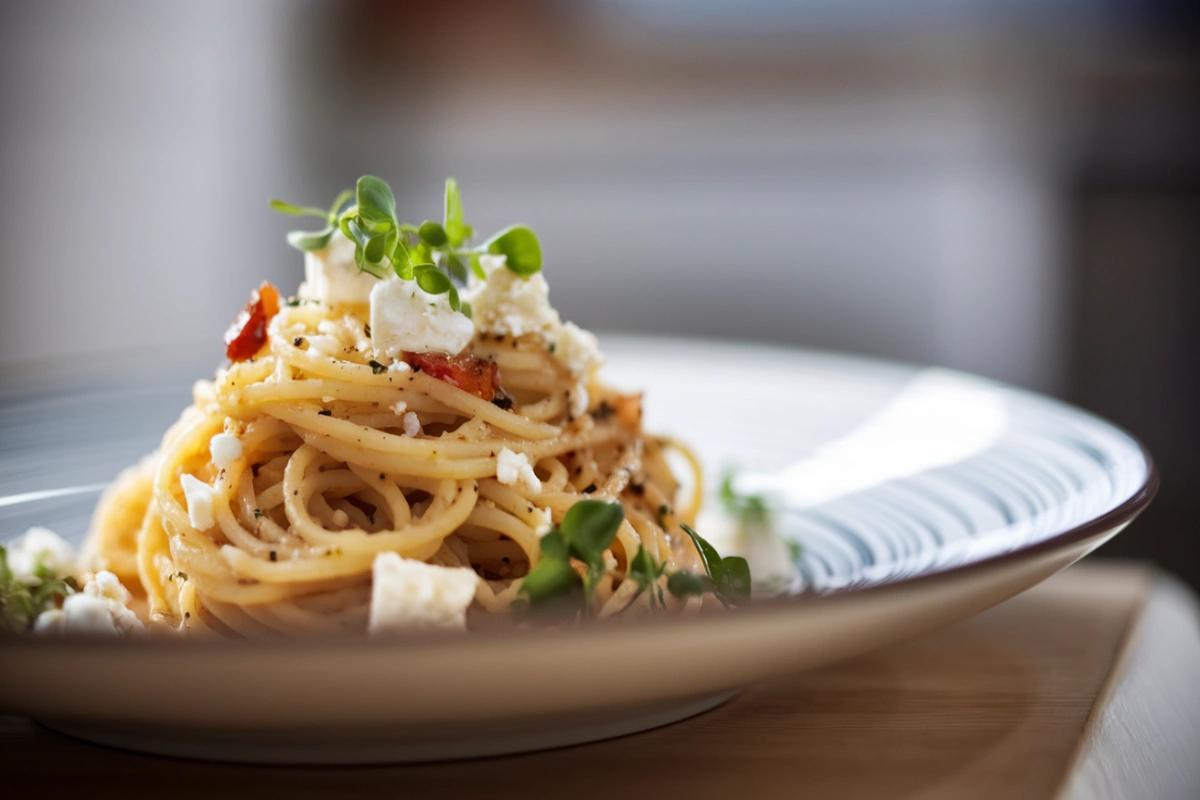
[
  {"left": 0, "top": 544, "right": 79, "bottom": 633},
  {"left": 518, "top": 500, "right": 624, "bottom": 616},
  {"left": 672, "top": 524, "right": 752, "bottom": 607},
  {"left": 582, "top": 483, "right": 597, "bottom": 494},
  {"left": 719, "top": 469, "right": 770, "bottom": 526},
  {"left": 253, "top": 509, "right": 264, "bottom": 519},
  {"left": 270, "top": 177, "right": 542, "bottom": 318},
  {"left": 369, "top": 360, "right": 387, "bottom": 375},
  {"left": 656, "top": 504, "right": 670, "bottom": 528},
  {"left": 548, "top": 342, "right": 557, "bottom": 354},
  {"left": 628, "top": 545, "right": 667, "bottom": 609},
  {"left": 177, "top": 572, "right": 188, "bottom": 580}
]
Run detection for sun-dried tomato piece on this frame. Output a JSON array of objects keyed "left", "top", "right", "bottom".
[
  {"left": 405, "top": 350, "right": 500, "bottom": 401},
  {"left": 224, "top": 282, "right": 281, "bottom": 362}
]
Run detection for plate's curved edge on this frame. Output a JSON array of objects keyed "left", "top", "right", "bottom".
[
  {"left": 0, "top": 338, "right": 1160, "bottom": 656},
  {"left": 37, "top": 689, "right": 740, "bottom": 765}
]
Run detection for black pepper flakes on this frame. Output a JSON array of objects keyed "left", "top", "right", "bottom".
[
  {"left": 293, "top": 336, "right": 304, "bottom": 347},
  {"left": 269, "top": 550, "right": 277, "bottom": 562},
  {"left": 583, "top": 483, "right": 597, "bottom": 494},
  {"left": 318, "top": 409, "right": 332, "bottom": 417}
]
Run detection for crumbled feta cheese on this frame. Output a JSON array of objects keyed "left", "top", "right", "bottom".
[
  {"left": 390, "top": 400, "right": 407, "bottom": 415},
  {"left": 34, "top": 570, "right": 145, "bottom": 636},
  {"left": 569, "top": 383, "right": 589, "bottom": 419},
  {"left": 530, "top": 507, "right": 553, "bottom": 537},
  {"left": 370, "top": 278, "right": 474, "bottom": 357},
  {"left": 467, "top": 269, "right": 559, "bottom": 338},
  {"left": 59, "top": 594, "right": 118, "bottom": 635},
  {"left": 5, "top": 527, "right": 76, "bottom": 586},
  {"left": 368, "top": 552, "right": 479, "bottom": 634},
  {"left": 476, "top": 253, "right": 508, "bottom": 275},
  {"left": 298, "top": 231, "right": 382, "bottom": 306},
  {"left": 496, "top": 448, "right": 541, "bottom": 493},
  {"left": 32, "top": 608, "right": 65, "bottom": 633},
  {"left": 209, "top": 433, "right": 243, "bottom": 468},
  {"left": 322, "top": 396, "right": 335, "bottom": 403},
  {"left": 180, "top": 474, "right": 217, "bottom": 530},
  {"left": 402, "top": 411, "right": 422, "bottom": 438},
  {"left": 331, "top": 509, "right": 349, "bottom": 528},
  {"left": 548, "top": 321, "right": 603, "bottom": 374},
  {"left": 83, "top": 570, "right": 144, "bottom": 634},
  {"left": 465, "top": 266, "right": 603, "bottom": 374}
]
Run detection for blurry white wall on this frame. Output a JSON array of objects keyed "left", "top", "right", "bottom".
[{"left": 0, "top": 0, "right": 298, "bottom": 366}]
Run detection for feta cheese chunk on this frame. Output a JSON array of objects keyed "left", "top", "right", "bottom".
[
  {"left": 209, "top": 432, "right": 243, "bottom": 468},
  {"left": 298, "top": 231, "right": 381, "bottom": 306},
  {"left": 369, "top": 277, "right": 474, "bottom": 358},
  {"left": 6, "top": 526, "right": 76, "bottom": 586},
  {"left": 465, "top": 265, "right": 603, "bottom": 374},
  {"left": 180, "top": 474, "right": 217, "bottom": 530},
  {"left": 34, "top": 570, "right": 145, "bottom": 636},
  {"left": 368, "top": 552, "right": 479, "bottom": 634},
  {"left": 468, "top": 269, "right": 559, "bottom": 338},
  {"left": 496, "top": 448, "right": 542, "bottom": 493},
  {"left": 548, "top": 322, "right": 603, "bottom": 375},
  {"left": 402, "top": 411, "right": 422, "bottom": 438}
]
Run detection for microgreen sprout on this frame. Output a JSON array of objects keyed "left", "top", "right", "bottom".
[
  {"left": 271, "top": 176, "right": 542, "bottom": 316},
  {"left": 0, "top": 544, "right": 78, "bottom": 633},
  {"left": 719, "top": 469, "right": 771, "bottom": 526},
  {"left": 517, "top": 500, "right": 754, "bottom": 618},
  {"left": 668, "top": 524, "right": 753, "bottom": 607}
]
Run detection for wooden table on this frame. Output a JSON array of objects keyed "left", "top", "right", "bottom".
[{"left": 3, "top": 561, "right": 1198, "bottom": 799}]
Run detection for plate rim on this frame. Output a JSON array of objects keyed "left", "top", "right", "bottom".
[{"left": 0, "top": 336, "right": 1159, "bottom": 654}]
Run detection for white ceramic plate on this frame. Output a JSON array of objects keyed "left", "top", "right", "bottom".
[{"left": 0, "top": 336, "right": 1156, "bottom": 763}]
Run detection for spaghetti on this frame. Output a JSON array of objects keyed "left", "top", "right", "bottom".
[{"left": 83, "top": 181, "right": 711, "bottom": 637}]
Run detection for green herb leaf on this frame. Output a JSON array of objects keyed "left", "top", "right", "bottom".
[
  {"left": 418, "top": 220, "right": 448, "bottom": 247},
  {"left": 0, "top": 543, "right": 77, "bottom": 633},
  {"left": 517, "top": 500, "right": 624, "bottom": 614},
  {"left": 484, "top": 225, "right": 542, "bottom": 276},
  {"left": 328, "top": 188, "right": 354, "bottom": 219},
  {"left": 444, "top": 177, "right": 468, "bottom": 248},
  {"left": 519, "top": 557, "right": 583, "bottom": 609},
  {"left": 364, "top": 232, "right": 388, "bottom": 265},
  {"left": 666, "top": 571, "right": 710, "bottom": 598},
  {"left": 445, "top": 254, "right": 467, "bottom": 282},
  {"left": 356, "top": 175, "right": 397, "bottom": 226},
  {"left": 629, "top": 545, "right": 663, "bottom": 587},
  {"left": 681, "top": 523, "right": 725, "bottom": 584},
  {"left": 679, "top": 523, "right": 754, "bottom": 607},
  {"left": 469, "top": 252, "right": 487, "bottom": 281},
  {"left": 720, "top": 556, "right": 752, "bottom": 605},
  {"left": 447, "top": 285, "right": 461, "bottom": 312},
  {"left": 720, "top": 469, "right": 770, "bottom": 525},
  {"left": 461, "top": 302, "right": 473, "bottom": 320},
  {"left": 285, "top": 224, "right": 336, "bottom": 252},
  {"left": 269, "top": 199, "right": 331, "bottom": 219},
  {"left": 414, "top": 264, "right": 452, "bottom": 295},
  {"left": 369, "top": 360, "right": 387, "bottom": 375},
  {"left": 559, "top": 500, "right": 623, "bottom": 564},
  {"left": 540, "top": 530, "right": 570, "bottom": 560}
]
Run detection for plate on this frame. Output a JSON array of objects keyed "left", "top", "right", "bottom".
[{"left": 0, "top": 336, "right": 1156, "bottom": 763}]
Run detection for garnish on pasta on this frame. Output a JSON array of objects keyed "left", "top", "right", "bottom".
[{"left": 5, "top": 176, "right": 749, "bottom": 639}]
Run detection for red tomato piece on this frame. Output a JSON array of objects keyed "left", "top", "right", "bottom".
[
  {"left": 224, "top": 282, "right": 281, "bottom": 362},
  {"left": 405, "top": 351, "right": 500, "bottom": 401}
]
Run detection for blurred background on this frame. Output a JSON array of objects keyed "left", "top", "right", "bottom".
[{"left": 0, "top": 0, "right": 1196, "bottom": 586}]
